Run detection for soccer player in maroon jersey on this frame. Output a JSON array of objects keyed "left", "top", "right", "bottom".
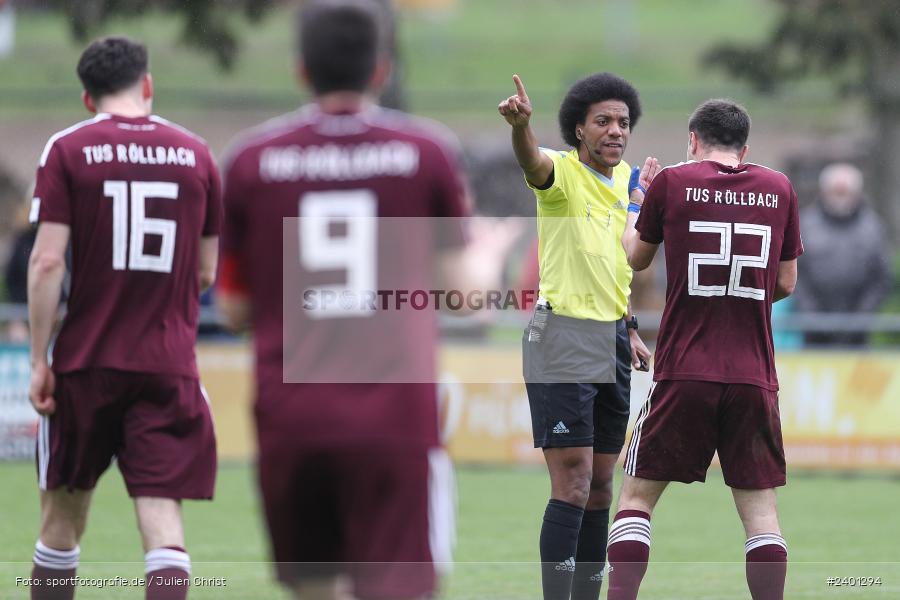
[
  {"left": 27, "top": 37, "right": 221, "bottom": 600},
  {"left": 605, "top": 100, "right": 803, "bottom": 600},
  {"left": 216, "top": 2, "right": 469, "bottom": 599}
]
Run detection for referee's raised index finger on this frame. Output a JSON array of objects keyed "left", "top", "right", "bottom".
[{"left": 513, "top": 74, "right": 528, "bottom": 99}]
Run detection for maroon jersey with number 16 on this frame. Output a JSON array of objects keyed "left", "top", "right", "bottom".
[
  {"left": 33, "top": 113, "right": 222, "bottom": 378},
  {"left": 635, "top": 160, "right": 803, "bottom": 390}
]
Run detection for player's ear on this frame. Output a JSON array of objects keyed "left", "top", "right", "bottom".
[
  {"left": 369, "top": 57, "right": 391, "bottom": 94},
  {"left": 142, "top": 73, "right": 153, "bottom": 101},
  {"left": 82, "top": 91, "right": 97, "bottom": 114},
  {"left": 738, "top": 144, "right": 749, "bottom": 163},
  {"left": 296, "top": 58, "right": 311, "bottom": 89}
]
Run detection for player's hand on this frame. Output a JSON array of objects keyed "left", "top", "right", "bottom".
[
  {"left": 469, "top": 215, "right": 527, "bottom": 260},
  {"left": 462, "top": 215, "right": 527, "bottom": 306},
  {"left": 498, "top": 74, "right": 533, "bottom": 128},
  {"left": 628, "top": 330, "right": 651, "bottom": 372},
  {"left": 29, "top": 362, "right": 56, "bottom": 415},
  {"left": 629, "top": 156, "right": 660, "bottom": 205}
]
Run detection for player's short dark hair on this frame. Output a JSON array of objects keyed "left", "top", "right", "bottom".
[
  {"left": 688, "top": 99, "right": 751, "bottom": 151},
  {"left": 77, "top": 37, "right": 148, "bottom": 101},
  {"left": 298, "top": 0, "right": 384, "bottom": 95},
  {"left": 558, "top": 72, "right": 642, "bottom": 148}
]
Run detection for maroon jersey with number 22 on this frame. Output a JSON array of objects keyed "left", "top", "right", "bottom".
[{"left": 635, "top": 160, "right": 803, "bottom": 390}]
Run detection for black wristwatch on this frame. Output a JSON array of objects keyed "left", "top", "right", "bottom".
[{"left": 626, "top": 315, "right": 639, "bottom": 331}]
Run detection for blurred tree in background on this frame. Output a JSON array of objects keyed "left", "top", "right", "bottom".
[
  {"left": 53, "top": 0, "right": 406, "bottom": 107},
  {"left": 705, "top": 0, "right": 900, "bottom": 241},
  {"left": 57, "top": 0, "right": 275, "bottom": 70}
]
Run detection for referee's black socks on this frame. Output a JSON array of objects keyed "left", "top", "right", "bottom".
[
  {"left": 572, "top": 508, "right": 610, "bottom": 600},
  {"left": 539, "top": 499, "right": 584, "bottom": 600}
]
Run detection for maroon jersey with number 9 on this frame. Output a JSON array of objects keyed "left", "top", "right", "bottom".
[{"left": 220, "top": 105, "right": 470, "bottom": 449}]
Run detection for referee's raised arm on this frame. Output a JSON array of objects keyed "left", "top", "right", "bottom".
[{"left": 498, "top": 74, "right": 553, "bottom": 188}]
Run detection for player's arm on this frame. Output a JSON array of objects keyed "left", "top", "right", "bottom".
[
  {"left": 216, "top": 148, "right": 253, "bottom": 332},
  {"left": 27, "top": 222, "right": 70, "bottom": 415},
  {"left": 625, "top": 223, "right": 659, "bottom": 271},
  {"left": 625, "top": 299, "right": 651, "bottom": 371},
  {"left": 199, "top": 236, "right": 219, "bottom": 292},
  {"left": 216, "top": 253, "right": 252, "bottom": 332},
  {"left": 774, "top": 258, "right": 797, "bottom": 302},
  {"left": 435, "top": 216, "right": 524, "bottom": 313},
  {"left": 217, "top": 293, "right": 251, "bottom": 331},
  {"left": 498, "top": 74, "right": 553, "bottom": 188},
  {"left": 623, "top": 157, "right": 661, "bottom": 271}
]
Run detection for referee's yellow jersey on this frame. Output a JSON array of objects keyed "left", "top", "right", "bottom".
[{"left": 527, "top": 148, "right": 632, "bottom": 321}]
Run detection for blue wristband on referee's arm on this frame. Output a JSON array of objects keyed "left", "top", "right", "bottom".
[
  {"left": 628, "top": 202, "right": 642, "bottom": 214},
  {"left": 628, "top": 166, "right": 646, "bottom": 196}
]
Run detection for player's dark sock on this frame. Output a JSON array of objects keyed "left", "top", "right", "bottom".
[
  {"left": 745, "top": 534, "right": 787, "bottom": 600},
  {"left": 606, "top": 510, "right": 651, "bottom": 600},
  {"left": 539, "top": 499, "right": 584, "bottom": 600},
  {"left": 30, "top": 541, "right": 79, "bottom": 600},
  {"left": 145, "top": 545, "right": 191, "bottom": 600},
  {"left": 571, "top": 508, "right": 609, "bottom": 600}
]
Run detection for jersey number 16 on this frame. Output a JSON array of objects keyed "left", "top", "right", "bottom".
[{"left": 104, "top": 180, "right": 178, "bottom": 273}]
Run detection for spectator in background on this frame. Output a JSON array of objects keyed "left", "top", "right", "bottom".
[
  {"left": 4, "top": 195, "right": 35, "bottom": 342},
  {"left": 0, "top": 0, "right": 15, "bottom": 58},
  {"left": 794, "top": 163, "right": 892, "bottom": 346}
]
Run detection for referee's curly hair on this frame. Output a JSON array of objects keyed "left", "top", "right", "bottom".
[{"left": 558, "top": 72, "right": 642, "bottom": 148}]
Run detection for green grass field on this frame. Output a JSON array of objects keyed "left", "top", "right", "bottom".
[{"left": 1, "top": 462, "right": 898, "bottom": 598}]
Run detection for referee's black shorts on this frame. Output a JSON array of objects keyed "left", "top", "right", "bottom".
[{"left": 523, "top": 313, "right": 631, "bottom": 454}]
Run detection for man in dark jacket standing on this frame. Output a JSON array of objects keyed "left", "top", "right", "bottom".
[{"left": 794, "top": 163, "right": 892, "bottom": 346}]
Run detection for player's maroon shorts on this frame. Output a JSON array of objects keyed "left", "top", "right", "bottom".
[
  {"left": 623, "top": 380, "right": 786, "bottom": 489},
  {"left": 257, "top": 429, "right": 453, "bottom": 599},
  {"left": 37, "top": 368, "right": 216, "bottom": 499}
]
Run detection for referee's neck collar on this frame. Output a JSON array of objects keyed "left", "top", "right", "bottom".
[{"left": 572, "top": 151, "right": 615, "bottom": 188}]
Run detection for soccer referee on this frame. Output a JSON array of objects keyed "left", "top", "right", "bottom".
[{"left": 498, "top": 72, "right": 651, "bottom": 600}]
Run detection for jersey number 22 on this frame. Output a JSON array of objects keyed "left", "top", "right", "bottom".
[{"left": 688, "top": 220, "right": 771, "bottom": 300}]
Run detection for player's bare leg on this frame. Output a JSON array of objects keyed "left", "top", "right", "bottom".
[
  {"left": 614, "top": 474, "right": 667, "bottom": 515},
  {"left": 135, "top": 497, "right": 185, "bottom": 550},
  {"left": 538, "top": 446, "right": 591, "bottom": 599},
  {"left": 293, "top": 575, "right": 355, "bottom": 600},
  {"left": 31, "top": 489, "right": 92, "bottom": 600},
  {"left": 606, "top": 475, "right": 668, "bottom": 600},
  {"left": 292, "top": 573, "right": 429, "bottom": 600},
  {"left": 135, "top": 497, "right": 191, "bottom": 600},
  {"left": 570, "top": 452, "right": 618, "bottom": 600},
  {"left": 732, "top": 487, "right": 787, "bottom": 600},
  {"left": 732, "top": 488, "right": 781, "bottom": 537},
  {"left": 39, "top": 488, "right": 93, "bottom": 549}
]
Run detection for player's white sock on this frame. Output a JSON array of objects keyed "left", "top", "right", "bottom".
[
  {"left": 31, "top": 541, "right": 79, "bottom": 600},
  {"left": 145, "top": 546, "right": 191, "bottom": 600},
  {"left": 607, "top": 511, "right": 651, "bottom": 548},
  {"left": 144, "top": 546, "right": 191, "bottom": 576},
  {"left": 745, "top": 533, "right": 787, "bottom": 554},
  {"left": 33, "top": 540, "right": 80, "bottom": 570}
]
